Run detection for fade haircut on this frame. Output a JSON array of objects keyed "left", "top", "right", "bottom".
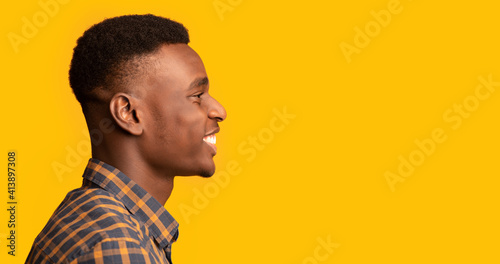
[{"left": 69, "top": 14, "right": 190, "bottom": 108}]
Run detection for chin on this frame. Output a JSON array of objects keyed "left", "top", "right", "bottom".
[
  {"left": 176, "top": 166, "right": 214, "bottom": 177},
  {"left": 198, "top": 163, "right": 216, "bottom": 178},
  {"left": 198, "top": 167, "right": 215, "bottom": 178},
  {"left": 178, "top": 157, "right": 215, "bottom": 177}
]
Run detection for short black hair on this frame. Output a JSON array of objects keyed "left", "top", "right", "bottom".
[{"left": 69, "top": 14, "right": 190, "bottom": 106}]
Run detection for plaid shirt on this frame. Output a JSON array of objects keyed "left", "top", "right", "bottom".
[{"left": 26, "top": 159, "right": 179, "bottom": 264}]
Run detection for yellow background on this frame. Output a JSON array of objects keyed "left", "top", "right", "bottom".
[{"left": 2, "top": 0, "right": 500, "bottom": 263}]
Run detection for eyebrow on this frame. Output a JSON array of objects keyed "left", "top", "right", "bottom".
[{"left": 187, "top": 77, "right": 209, "bottom": 91}]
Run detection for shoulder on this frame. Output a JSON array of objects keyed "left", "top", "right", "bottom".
[
  {"left": 68, "top": 237, "right": 156, "bottom": 264},
  {"left": 28, "top": 187, "right": 150, "bottom": 263},
  {"left": 28, "top": 237, "right": 156, "bottom": 264}
]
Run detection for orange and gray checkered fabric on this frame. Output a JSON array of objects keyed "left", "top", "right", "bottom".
[{"left": 26, "top": 159, "right": 179, "bottom": 264}]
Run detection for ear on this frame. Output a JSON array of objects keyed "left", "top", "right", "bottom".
[{"left": 109, "top": 93, "right": 144, "bottom": 136}]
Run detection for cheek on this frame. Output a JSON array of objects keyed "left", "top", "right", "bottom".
[
  {"left": 173, "top": 107, "right": 206, "bottom": 148},
  {"left": 147, "top": 97, "right": 207, "bottom": 156}
]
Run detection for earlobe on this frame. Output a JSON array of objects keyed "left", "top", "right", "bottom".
[{"left": 109, "top": 93, "right": 144, "bottom": 136}]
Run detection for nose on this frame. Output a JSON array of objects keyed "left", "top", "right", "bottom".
[{"left": 208, "top": 97, "right": 227, "bottom": 122}]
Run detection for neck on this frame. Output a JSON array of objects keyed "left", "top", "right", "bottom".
[{"left": 92, "top": 142, "right": 174, "bottom": 205}]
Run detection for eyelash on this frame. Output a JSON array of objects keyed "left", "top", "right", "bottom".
[{"left": 194, "top": 92, "right": 204, "bottom": 99}]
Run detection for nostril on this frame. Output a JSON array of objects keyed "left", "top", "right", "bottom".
[
  {"left": 218, "top": 108, "right": 227, "bottom": 121},
  {"left": 208, "top": 108, "right": 226, "bottom": 121}
]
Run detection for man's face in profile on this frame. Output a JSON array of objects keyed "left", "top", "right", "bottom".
[{"left": 136, "top": 43, "right": 226, "bottom": 178}]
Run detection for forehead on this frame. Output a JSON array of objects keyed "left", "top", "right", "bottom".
[
  {"left": 135, "top": 43, "right": 207, "bottom": 98},
  {"left": 153, "top": 43, "right": 206, "bottom": 79}
]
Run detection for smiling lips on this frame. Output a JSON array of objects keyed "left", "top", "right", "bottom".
[{"left": 203, "top": 134, "right": 217, "bottom": 154}]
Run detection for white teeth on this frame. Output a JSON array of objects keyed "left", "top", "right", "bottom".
[{"left": 203, "top": 135, "right": 216, "bottom": 145}]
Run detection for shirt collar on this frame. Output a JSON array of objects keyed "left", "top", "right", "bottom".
[{"left": 82, "top": 158, "right": 179, "bottom": 249}]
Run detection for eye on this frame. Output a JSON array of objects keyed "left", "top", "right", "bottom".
[{"left": 191, "top": 92, "right": 204, "bottom": 104}]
